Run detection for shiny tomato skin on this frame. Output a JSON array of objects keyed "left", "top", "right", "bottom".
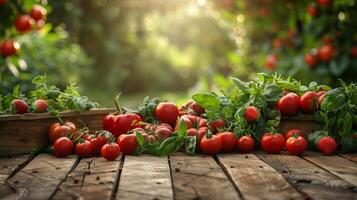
[
  {"left": 103, "top": 114, "right": 115, "bottom": 133},
  {"left": 285, "top": 129, "right": 304, "bottom": 139},
  {"left": 155, "top": 102, "right": 179, "bottom": 126},
  {"left": 237, "top": 136, "right": 255, "bottom": 153},
  {"left": 53, "top": 137, "right": 73, "bottom": 157},
  {"left": 318, "top": 45, "right": 334, "bottom": 62},
  {"left": 307, "top": 5, "right": 318, "bottom": 17},
  {"left": 1, "top": 40, "right": 20, "bottom": 57},
  {"left": 11, "top": 99, "right": 28, "bottom": 114},
  {"left": 318, "top": 136, "right": 337, "bottom": 155},
  {"left": 277, "top": 93, "right": 300, "bottom": 115},
  {"left": 117, "top": 134, "right": 138, "bottom": 155},
  {"left": 197, "top": 127, "right": 208, "bottom": 142},
  {"left": 209, "top": 119, "right": 225, "bottom": 132},
  {"left": 101, "top": 143, "right": 120, "bottom": 161},
  {"left": 191, "top": 102, "right": 205, "bottom": 114},
  {"left": 244, "top": 106, "right": 260, "bottom": 122},
  {"left": 186, "top": 128, "right": 199, "bottom": 137},
  {"left": 30, "top": 5, "right": 47, "bottom": 21},
  {"left": 300, "top": 91, "right": 319, "bottom": 113},
  {"left": 113, "top": 113, "right": 142, "bottom": 137},
  {"left": 175, "top": 115, "right": 193, "bottom": 130},
  {"left": 155, "top": 127, "right": 173, "bottom": 141},
  {"left": 15, "top": 15, "right": 34, "bottom": 32},
  {"left": 48, "top": 122, "right": 77, "bottom": 144},
  {"left": 218, "top": 132, "right": 236, "bottom": 153},
  {"left": 261, "top": 133, "right": 285, "bottom": 154},
  {"left": 90, "top": 135, "right": 107, "bottom": 156},
  {"left": 200, "top": 135, "right": 222, "bottom": 155},
  {"left": 286, "top": 136, "right": 308, "bottom": 155},
  {"left": 75, "top": 141, "right": 93, "bottom": 158}
]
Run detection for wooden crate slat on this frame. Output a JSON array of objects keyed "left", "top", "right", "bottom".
[
  {"left": 257, "top": 153, "right": 357, "bottom": 200},
  {"left": 217, "top": 154, "right": 305, "bottom": 200},
  {"left": 170, "top": 153, "right": 241, "bottom": 200},
  {"left": 0, "top": 155, "right": 31, "bottom": 182},
  {"left": 0, "top": 154, "right": 78, "bottom": 200},
  {"left": 339, "top": 154, "right": 357, "bottom": 163},
  {"left": 304, "top": 152, "right": 357, "bottom": 186},
  {"left": 116, "top": 155, "right": 173, "bottom": 200},
  {"left": 52, "top": 156, "right": 122, "bottom": 200}
]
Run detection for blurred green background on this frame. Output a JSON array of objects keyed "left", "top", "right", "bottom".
[{"left": 1, "top": 0, "right": 356, "bottom": 108}]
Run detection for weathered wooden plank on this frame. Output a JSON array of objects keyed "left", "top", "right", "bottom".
[
  {"left": 0, "top": 154, "right": 78, "bottom": 200},
  {"left": 304, "top": 152, "right": 357, "bottom": 186},
  {"left": 52, "top": 156, "right": 122, "bottom": 200},
  {"left": 257, "top": 153, "right": 357, "bottom": 200},
  {"left": 218, "top": 154, "right": 304, "bottom": 200},
  {"left": 170, "top": 153, "right": 241, "bottom": 200},
  {"left": 0, "top": 155, "right": 31, "bottom": 181},
  {"left": 339, "top": 153, "right": 357, "bottom": 163},
  {"left": 116, "top": 155, "right": 173, "bottom": 200}
]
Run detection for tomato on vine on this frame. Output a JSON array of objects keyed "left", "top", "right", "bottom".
[{"left": 53, "top": 137, "right": 73, "bottom": 157}]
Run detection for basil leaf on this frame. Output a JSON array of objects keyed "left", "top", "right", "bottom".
[
  {"left": 230, "top": 77, "right": 249, "bottom": 93},
  {"left": 339, "top": 113, "right": 353, "bottom": 138},
  {"left": 158, "top": 136, "right": 183, "bottom": 156},
  {"left": 321, "top": 88, "right": 347, "bottom": 112},
  {"left": 177, "top": 119, "right": 187, "bottom": 138},
  {"left": 262, "top": 84, "right": 284, "bottom": 102},
  {"left": 136, "top": 132, "right": 145, "bottom": 147},
  {"left": 341, "top": 138, "right": 357, "bottom": 153},
  {"left": 192, "top": 93, "right": 219, "bottom": 111},
  {"left": 185, "top": 136, "right": 196, "bottom": 156},
  {"left": 308, "top": 131, "right": 328, "bottom": 150}
]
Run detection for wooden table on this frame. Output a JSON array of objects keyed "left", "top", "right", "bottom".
[{"left": 0, "top": 151, "right": 356, "bottom": 200}]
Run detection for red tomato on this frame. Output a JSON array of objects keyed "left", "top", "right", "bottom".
[
  {"left": 1, "top": 40, "right": 20, "bottom": 57},
  {"left": 155, "top": 127, "right": 173, "bottom": 141},
  {"left": 317, "top": 0, "right": 332, "bottom": 7},
  {"left": 300, "top": 91, "right": 319, "bottom": 113},
  {"left": 266, "top": 54, "right": 278, "bottom": 70},
  {"left": 187, "top": 128, "right": 199, "bottom": 137},
  {"left": 244, "top": 106, "right": 260, "bottom": 122},
  {"left": 318, "top": 136, "right": 337, "bottom": 155},
  {"left": 197, "top": 127, "right": 208, "bottom": 142},
  {"left": 316, "top": 91, "right": 326, "bottom": 98},
  {"left": 101, "top": 143, "right": 120, "bottom": 161},
  {"left": 218, "top": 132, "right": 236, "bottom": 153},
  {"left": 75, "top": 141, "right": 93, "bottom": 158},
  {"left": 48, "top": 122, "right": 77, "bottom": 144},
  {"left": 277, "top": 93, "right": 300, "bottom": 115},
  {"left": 285, "top": 129, "right": 304, "bottom": 139},
  {"left": 117, "top": 134, "right": 138, "bottom": 155},
  {"left": 159, "top": 123, "right": 174, "bottom": 131},
  {"left": 304, "top": 53, "right": 318, "bottom": 68},
  {"left": 83, "top": 134, "right": 93, "bottom": 141},
  {"left": 273, "top": 38, "right": 283, "bottom": 49},
  {"left": 11, "top": 99, "right": 28, "bottom": 114},
  {"left": 155, "top": 102, "right": 179, "bottom": 126},
  {"left": 175, "top": 115, "right": 193, "bottom": 130},
  {"left": 286, "top": 136, "right": 307, "bottom": 155},
  {"left": 15, "top": 15, "right": 34, "bottom": 32},
  {"left": 53, "top": 137, "right": 73, "bottom": 157},
  {"left": 318, "top": 45, "right": 334, "bottom": 62},
  {"left": 261, "top": 133, "right": 285, "bottom": 154},
  {"left": 30, "top": 5, "right": 47, "bottom": 21},
  {"left": 32, "top": 99, "right": 48, "bottom": 113},
  {"left": 323, "top": 36, "right": 333, "bottom": 44},
  {"left": 307, "top": 4, "right": 318, "bottom": 17},
  {"left": 198, "top": 118, "right": 208, "bottom": 128},
  {"left": 200, "top": 135, "right": 222, "bottom": 155},
  {"left": 103, "top": 114, "right": 115, "bottom": 134},
  {"left": 191, "top": 102, "right": 205, "bottom": 114},
  {"left": 209, "top": 119, "right": 225, "bottom": 132},
  {"left": 113, "top": 113, "right": 142, "bottom": 137},
  {"left": 318, "top": 93, "right": 325, "bottom": 106},
  {"left": 237, "top": 136, "right": 255, "bottom": 153},
  {"left": 90, "top": 135, "right": 107, "bottom": 156},
  {"left": 351, "top": 47, "right": 357, "bottom": 57}
]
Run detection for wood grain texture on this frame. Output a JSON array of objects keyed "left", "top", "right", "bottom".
[
  {"left": 0, "top": 154, "right": 78, "bottom": 200},
  {"left": 116, "top": 155, "right": 173, "bottom": 200},
  {"left": 0, "top": 109, "right": 115, "bottom": 156},
  {"left": 218, "top": 154, "right": 304, "bottom": 200},
  {"left": 304, "top": 152, "right": 357, "bottom": 186},
  {"left": 0, "top": 155, "right": 31, "bottom": 181},
  {"left": 339, "top": 153, "right": 357, "bottom": 163},
  {"left": 52, "top": 156, "right": 122, "bottom": 200},
  {"left": 257, "top": 153, "right": 357, "bottom": 200},
  {"left": 279, "top": 117, "right": 317, "bottom": 135},
  {"left": 170, "top": 153, "right": 241, "bottom": 200}
]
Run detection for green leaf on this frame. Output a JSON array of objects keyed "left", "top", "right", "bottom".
[
  {"left": 230, "top": 77, "right": 249, "bottom": 93},
  {"left": 340, "top": 113, "right": 353, "bottom": 138},
  {"left": 158, "top": 136, "right": 183, "bottom": 156},
  {"left": 185, "top": 136, "right": 196, "bottom": 156},
  {"left": 340, "top": 138, "right": 357, "bottom": 153},
  {"left": 192, "top": 93, "right": 219, "bottom": 111},
  {"left": 136, "top": 132, "right": 145, "bottom": 147},
  {"left": 177, "top": 119, "right": 187, "bottom": 138},
  {"left": 307, "top": 131, "right": 328, "bottom": 150},
  {"left": 262, "top": 84, "right": 284, "bottom": 102},
  {"left": 321, "top": 88, "right": 347, "bottom": 112}
]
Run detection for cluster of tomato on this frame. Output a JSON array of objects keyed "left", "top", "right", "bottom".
[
  {"left": 0, "top": 2, "right": 47, "bottom": 57},
  {"left": 11, "top": 98, "right": 48, "bottom": 114}
]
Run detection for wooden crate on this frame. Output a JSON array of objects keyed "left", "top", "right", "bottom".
[
  {"left": 279, "top": 115, "right": 318, "bottom": 134},
  {"left": 0, "top": 108, "right": 116, "bottom": 156}
]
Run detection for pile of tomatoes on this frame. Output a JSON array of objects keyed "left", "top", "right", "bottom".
[{"left": 1, "top": 4, "right": 47, "bottom": 57}]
